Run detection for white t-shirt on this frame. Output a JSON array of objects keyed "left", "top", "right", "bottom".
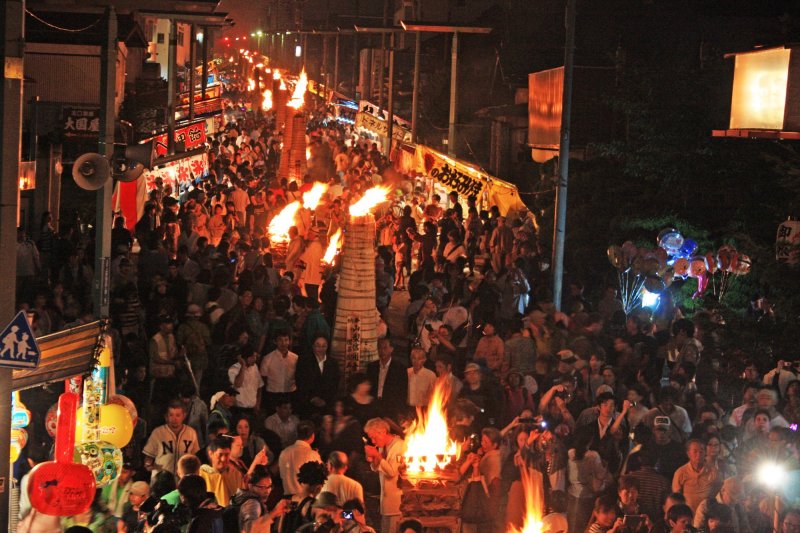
[
  {"left": 259, "top": 350, "right": 298, "bottom": 393},
  {"left": 228, "top": 362, "right": 264, "bottom": 408}
]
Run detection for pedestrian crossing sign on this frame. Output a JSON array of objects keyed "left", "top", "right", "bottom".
[{"left": 0, "top": 312, "right": 41, "bottom": 369}]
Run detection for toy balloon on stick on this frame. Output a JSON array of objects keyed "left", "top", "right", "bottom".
[{"left": 28, "top": 392, "right": 95, "bottom": 516}]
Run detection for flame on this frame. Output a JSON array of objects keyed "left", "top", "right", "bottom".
[
  {"left": 349, "top": 186, "right": 390, "bottom": 217},
  {"left": 247, "top": 78, "right": 255, "bottom": 91},
  {"left": 323, "top": 229, "right": 342, "bottom": 264},
  {"left": 280, "top": 79, "right": 287, "bottom": 91},
  {"left": 268, "top": 201, "right": 302, "bottom": 242},
  {"left": 402, "top": 380, "right": 460, "bottom": 478},
  {"left": 256, "top": 63, "right": 264, "bottom": 68},
  {"left": 302, "top": 182, "right": 329, "bottom": 210},
  {"left": 262, "top": 89, "right": 273, "bottom": 111},
  {"left": 510, "top": 468, "right": 544, "bottom": 533},
  {"left": 288, "top": 68, "right": 308, "bottom": 109},
  {"left": 306, "top": 147, "right": 311, "bottom": 160},
  {"left": 273, "top": 70, "right": 282, "bottom": 81}
]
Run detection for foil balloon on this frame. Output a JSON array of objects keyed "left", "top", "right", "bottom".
[
  {"left": 631, "top": 256, "right": 646, "bottom": 276},
  {"left": 663, "top": 268, "right": 675, "bottom": 288},
  {"left": 643, "top": 257, "right": 661, "bottom": 275},
  {"left": 621, "top": 241, "right": 638, "bottom": 266},
  {"left": 716, "top": 246, "right": 733, "bottom": 271},
  {"left": 705, "top": 252, "right": 718, "bottom": 274},
  {"left": 657, "top": 228, "right": 684, "bottom": 254},
  {"left": 735, "top": 254, "right": 752, "bottom": 275},
  {"left": 693, "top": 273, "right": 710, "bottom": 299},
  {"left": 688, "top": 256, "right": 709, "bottom": 278},
  {"left": 728, "top": 250, "right": 740, "bottom": 273},
  {"left": 678, "top": 239, "right": 698, "bottom": 258},
  {"left": 108, "top": 395, "right": 138, "bottom": 425},
  {"left": 75, "top": 404, "right": 134, "bottom": 450},
  {"left": 673, "top": 257, "right": 690, "bottom": 278},
  {"left": 12, "top": 393, "right": 31, "bottom": 429},
  {"left": 607, "top": 245, "right": 624, "bottom": 270},
  {"left": 74, "top": 441, "right": 123, "bottom": 487},
  {"left": 644, "top": 274, "right": 666, "bottom": 294},
  {"left": 28, "top": 392, "right": 95, "bottom": 516},
  {"left": 653, "top": 247, "right": 668, "bottom": 269}
]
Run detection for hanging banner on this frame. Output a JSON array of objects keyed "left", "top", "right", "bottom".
[
  {"left": 414, "top": 145, "right": 487, "bottom": 198},
  {"left": 358, "top": 100, "right": 412, "bottom": 131},
  {"left": 776, "top": 219, "right": 800, "bottom": 264},
  {"left": 143, "top": 151, "right": 208, "bottom": 192},
  {"left": 355, "top": 112, "right": 411, "bottom": 143},
  {"left": 142, "top": 120, "right": 208, "bottom": 157}
]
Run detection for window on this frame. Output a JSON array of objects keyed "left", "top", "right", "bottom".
[{"left": 157, "top": 33, "right": 164, "bottom": 44}]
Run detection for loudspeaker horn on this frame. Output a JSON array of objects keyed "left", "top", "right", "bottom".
[
  {"left": 125, "top": 140, "right": 155, "bottom": 169},
  {"left": 72, "top": 152, "right": 111, "bottom": 191}
]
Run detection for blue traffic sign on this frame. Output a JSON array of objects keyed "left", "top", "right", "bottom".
[{"left": 0, "top": 311, "right": 41, "bottom": 369}]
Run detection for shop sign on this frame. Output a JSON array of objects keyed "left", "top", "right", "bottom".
[
  {"left": 418, "top": 146, "right": 486, "bottom": 198},
  {"left": 62, "top": 106, "right": 100, "bottom": 139},
  {"left": 145, "top": 120, "right": 207, "bottom": 157},
  {"left": 143, "top": 151, "right": 208, "bottom": 192},
  {"left": 355, "top": 112, "right": 411, "bottom": 142}
]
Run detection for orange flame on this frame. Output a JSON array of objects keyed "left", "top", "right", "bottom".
[
  {"left": 279, "top": 79, "right": 287, "bottom": 91},
  {"left": 510, "top": 467, "right": 544, "bottom": 533},
  {"left": 349, "top": 186, "right": 390, "bottom": 217},
  {"left": 262, "top": 89, "right": 273, "bottom": 111},
  {"left": 322, "top": 229, "right": 342, "bottom": 264},
  {"left": 247, "top": 78, "right": 255, "bottom": 91},
  {"left": 306, "top": 147, "right": 311, "bottom": 161},
  {"left": 302, "top": 182, "right": 329, "bottom": 210},
  {"left": 273, "top": 70, "right": 282, "bottom": 81},
  {"left": 288, "top": 68, "right": 308, "bottom": 109},
  {"left": 402, "top": 379, "right": 460, "bottom": 479},
  {"left": 268, "top": 201, "right": 302, "bottom": 243}
]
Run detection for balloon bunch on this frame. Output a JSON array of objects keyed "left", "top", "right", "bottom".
[
  {"left": 607, "top": 228, "right": 752, "bottom": 310},
  {"left": 11, "top": 391, "right": 31, "bottom": 463},
  {"left": 73, "top": 336, "right": 132, "bottom": 488}
]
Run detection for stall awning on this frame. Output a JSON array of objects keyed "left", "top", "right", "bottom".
[{"left": 12, "top": 321, "right": 103, "bottom": 391}]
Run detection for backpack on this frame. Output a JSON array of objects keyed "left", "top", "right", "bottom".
[{"left": 221, "top": 493, "right": 260, "bottom": 533}]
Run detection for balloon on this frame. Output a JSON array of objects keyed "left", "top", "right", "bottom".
[
  {"left": 621, "top": 241, "right": 638, "bottom": 266},
  {"left": 644, "top": 274, "right": 666, "bottom": 294},
  {"left": 688, "top": 256, "right": 709, "bottom": 278},
  {"left": 657, "top": 228, "right": 684, "bottom": 254},
  {"left": 75, "top": 404, "right": 134, "bottom": 450},
  {"left": 653, "top": 247, "right": 668, "bottom": 269},
  {"left": 693, "top": 273, "right": 710, "bottom": 299},
  {"left": 673, "top": 257, "right": 690, "bottom": 277},
  {"left": 10, "top": 442, "right": 20, "bottom": 464},
  {"left": 45, "top": 403, "right": 58, "bottom": 438},
  {"left": 108, "top": 395, "right": 138, "bottom": 425},
  {"left": 12, "top": 406, "right": 31, "bottom": 429},
  {"left": 12, "top": 428, "right": 28, "bottom": 451},
  {"left": 716, "top": 246, "right": 733, "bottom": 271},
  {"left": 705, "top": 252, "right": 718, "bottom": 274},
  {"left": 607, "top": 245, "right": 624, "bottom": 270},
  {"left": 643, "top": 257, "right": 661, "bottom": 275},
  {"left": 28, "top": 392, "right": 95, "bottom": 516},
  {"left": 678, "top": 239, "right": 698, "bottom": 258},
  {"left": 728, "top": 250, "right": 740, "bottom": 273},
  {"left": 663, "top": 268, "right": 675, "bottom": 288},
  {"left": 74, "top": 441, "right": 123, "bottom": 488},
  {"left": 735, "top": 254, "right": 752, "bottom": 275},
  {"left": 631, "top": 256, "right": 646, "bottom": 275}
]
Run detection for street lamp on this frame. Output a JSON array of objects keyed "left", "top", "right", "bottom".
[{"left": 400, "top": 21, "right": 491, "bottom": 157}]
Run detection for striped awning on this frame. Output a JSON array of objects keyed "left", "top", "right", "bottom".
[{"left": 12, "top": 321, "right": 104, "bottom": 391}]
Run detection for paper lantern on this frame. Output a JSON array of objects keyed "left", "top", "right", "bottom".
[
  {"left": 74, "top": 441, "right": 123, "bottom": 487},
  {"left": 108, "top": 394, "right": 138, "bottom": 424},
  {"left": 75, "top": 404, "right": 133, "bottom": 449},
  {"left": 28, "top": 392, "right": 95, "bottom": 516}
]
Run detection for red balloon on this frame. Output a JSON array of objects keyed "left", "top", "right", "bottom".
[{"left": 28, "top": 392, "right": 95, "bottom": 516}]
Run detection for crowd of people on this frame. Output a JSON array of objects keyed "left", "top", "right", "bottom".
[{"left": 12, "top": 69, "right": 800, "bottom": 533}]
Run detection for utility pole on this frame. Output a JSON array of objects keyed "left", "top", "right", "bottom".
[
  {"left": 448, "top": 31, "right": 458, "bottom": 157},
  {"left": 94, "top": 6, "right": 116, "bottom": 320},
  {"left": 167, "top": 19, "right": 177, "bottom": 155},
  {"left": 552, "top": 0, "right": 577, "bottom": 312},
  {"left": 377, "top": 0, "right": 389, "bottom": 111},
  {"left": 0, "top": 0, "right": 24, "bottom": 525},
  {"left": 385, "top": 32, "right": 395, "bottom": 157},
  {"left": 411, "top": 30, "right": 421, "bottom": 143},
  {"left": 189, "top": 23, "right": 196, "bottom": 121},
  {"left": 333, "top": 33, "right": 340, "bottom": 93}
]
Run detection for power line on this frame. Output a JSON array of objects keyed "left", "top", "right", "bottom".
[{"left": 25, "top": 9, "right": 103, "bottom": 33}]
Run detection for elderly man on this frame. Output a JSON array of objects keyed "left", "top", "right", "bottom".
[
  {"left": 321, "top": 451, "right": 364, "bottom": 507},
  {"left": 693, "top": 477, "right": 750, "bottom": 533},
  {"left": 672, "top": 438, "right": 722, "bottom": 512},
  {"left": 364, "top": 418, "right": 406, "bottom": 533}
]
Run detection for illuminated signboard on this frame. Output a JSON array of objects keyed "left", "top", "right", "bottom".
[{"left": 729, "top": 48, "right": 791, "bottom": 130}]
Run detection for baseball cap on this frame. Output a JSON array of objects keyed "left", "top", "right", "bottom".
[
  {"left": 557, "top": 350, "right": 577, "bottom": 364},
  {"left": 654, "top": 416, "right": 671, "bottom": 430},
  {"left": 464, "top": 363, "right": 481, "bottom": 374}
]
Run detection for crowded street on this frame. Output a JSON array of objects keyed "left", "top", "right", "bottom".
[{"left": 2, "top": 2, "right": 800, "bottom": 533}]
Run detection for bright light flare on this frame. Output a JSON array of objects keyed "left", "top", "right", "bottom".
[
  {"left": 302, "top": 182, "right": 329, "bottom": 210},
  {"left": 268, "top": 201, "right": 302, "bottom": 243},
  {"left": 757, "top": 462, "right": 787, "bottom": 491},
  {"left": 641, "top": 289, "right": 660, "bottom": 308},
  {"left": 401, "top": 380, "right": 460, "bottom": 480},
  {"left": 273, "top": 70, "right": 281, "bottom": 81},
  {"left": 262, "top": 89, "right": 273, "bottom": 111},
  {"left": 349, "top": 187, "right": 390, "bottom": 217},
  {"left": 322, "top": 229, "right": 342, "bottom": 264},
  {"left": 509, "top": 467, "right": 544, "bottom": 533},
  {"left": 288, "top": 68, "right": 308, "bottom": 109}
]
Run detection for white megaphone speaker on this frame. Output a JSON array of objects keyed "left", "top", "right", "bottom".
[{"left": 72, "top": 152, "right": 112, "bottom": 190}]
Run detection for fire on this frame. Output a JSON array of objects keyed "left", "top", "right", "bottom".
[
  {"left": 349, "top": 186, "right": 390, "bottom": 217},
  {"left": 247, "top": 78, "right": 255, "bottom": 91},
  {"left": 288, "top": 68, "right": 308, "bottom": 109},
  {"left": 262, "top": 89, "right": 273, "bottom": 111},
  {"left": 302, "top": 182, "right": 329, "bottom": 210},
  {"left": 323, "top": 229, "right": 342, "bottom": 264},
  {"left": 268, "top": 201, "right": 301, "bottom": 243},
  {"left": 510, "top": 467, "right": 544, "bottom": 533},
  {"left": 401, "top": 380, "right": 460, "bottom": 479},
  {"left": 306, "top": 147, "right": 311, "bottom": 160},
  {"left": 280, "top": 80, "right": 287, "bottom": 91},
  {"left": 273, "top": 70, "right": 282, "bottom": 81}
]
